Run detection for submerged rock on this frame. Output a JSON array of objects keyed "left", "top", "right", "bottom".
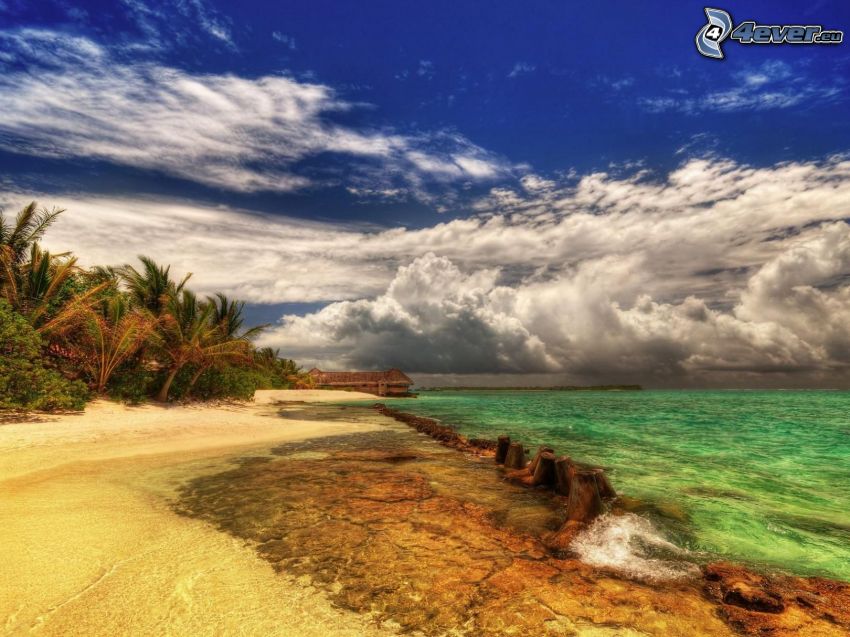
[
  {"left": 173, "top": 408, "right": 850, "bottom": 637},
  {"left": 704, "top": 562, "right": 850, "bottom": 634}
]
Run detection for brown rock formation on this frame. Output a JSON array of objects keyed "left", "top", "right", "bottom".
[{"left": 703, "top": 562, "right": 850, "bottom": 635}]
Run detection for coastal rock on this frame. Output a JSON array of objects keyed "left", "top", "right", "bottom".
[
  {"left": 590, "top": 468, "right": 617, "bottom": 500},
  {"left": 174, "top": 414, "right": 850, "bottom": 637},
  {"left": 373, "top": 403, "right": 494, "bottom": 457},
  {"left": 704, "top": 562, "right": 850, "bottom": 635},
  {"left": 723, "top": 581, "right": 784, "bottom": 613}
]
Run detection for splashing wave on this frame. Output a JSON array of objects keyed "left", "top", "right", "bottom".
[{"left": 571, "top": 513, "right": 701, "bottom": 582}]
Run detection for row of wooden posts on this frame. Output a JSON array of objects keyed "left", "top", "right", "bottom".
[
  {"left": 372, "top": 404, "right": 618, "bottom": 545},
  {"left": 496, "top": 436, "right": 617, "bottom": 531}
]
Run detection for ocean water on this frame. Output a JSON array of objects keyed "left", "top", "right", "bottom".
[{"left": 358, "top": 390, "right": 850, "bottom": 582}]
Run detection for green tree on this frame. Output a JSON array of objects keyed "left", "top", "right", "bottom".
[
  {"left": 185, "top": 294, "right": 266, "bottom": 395},
  {"left": 0, "top": 299, "right": 88, "bottom": 411},
  {"left": 0, "top": 201, "right": 63, "bottom": 281},
  {"left": 1, "top": 204, "right": 102, "bottom": 334},
  {"left": 120, "top": 256, "right": 190, "bottom": 316},
  {"left": 153, "top": 290, "right": 251, "bottom": 402},
  {"left": 74, "top": 294, "right": 155, "bottom": 393}
]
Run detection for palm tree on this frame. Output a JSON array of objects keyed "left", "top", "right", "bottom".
[
  {"left": 253, "top": 347, "right": 307, "bottom": 388},
  {"left": 154, "top": 290, "right": 251, "bottom": 402},
  {"left": 2, "top": 243, "right": 102, "bottom": 334},
  {"left": 0, "top": 202, "right": 64, "bottom": 281},
  {"left": 74, "top": 294, "right": 155, "bottom": 393},
  {"left": 184, "top": 294, "right": 266, "bottom": 395},
  {"left": 1, "top": 203, "right": 103, "bottom": 334},
  {"left": 120, "top": 256, "right": 191, "bottom": 316}
]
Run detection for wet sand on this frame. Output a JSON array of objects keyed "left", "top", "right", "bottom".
[{"left": 0, "top": 391, "right": 397, "bottom": 637}]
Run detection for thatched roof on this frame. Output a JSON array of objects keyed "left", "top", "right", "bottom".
[{"left": 307, "top": 368, "right": 413, "bottom": 385}]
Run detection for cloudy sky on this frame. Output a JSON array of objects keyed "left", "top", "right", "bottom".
[{"left": 1, "top": 1, "right": 850, "bottom": 387}]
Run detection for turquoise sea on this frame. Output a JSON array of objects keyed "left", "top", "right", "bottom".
[{"left": 356, "top": 390, "right": 850, "bottom": 582}]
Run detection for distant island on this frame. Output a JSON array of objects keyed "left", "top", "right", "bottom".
[{"left": 418, "top": 385, "right": 642, "bottom": 392}]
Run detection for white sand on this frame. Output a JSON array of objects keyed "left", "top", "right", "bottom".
[{"left": 0, "top": 390, "right": 396, "bottom": 636}]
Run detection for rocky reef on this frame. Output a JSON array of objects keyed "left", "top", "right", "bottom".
[{"left": 174, "top": 404, "right": 850, "bottom": 636}]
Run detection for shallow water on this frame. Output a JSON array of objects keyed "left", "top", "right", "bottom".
[
  {"left": 174, "top": 406, "right": 738, "bottom": 636},
  {"left": 352, "top": 390, "right": 850, "bottom": 582}
]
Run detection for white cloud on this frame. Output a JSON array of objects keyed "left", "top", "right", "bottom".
[
  {"left": 508, "top": 62, "right": 535, "bottom": 78},
  {"left": 5, "top": 153, "right": 850, "bottom": 384},
  {"left": 272, "top": 31, "right": 296, "bottom": 49},
  {"left": 417, "top": 60, "right": 435, "bottom": 79},
  {"left": 267, "top": 226, "right": 850, "bottom": 384},
  {"left": 259, "top": 253, "right": 559, "bottom": 373},
  {"left": 0, "top": 192, "right": 391, "bottom": 304},
  {"left": 0, "top": 29, "right": 510, "bottom": 196},
  {"left": 120, "top": 0, "right": 235, "bottom": 50},
  {"left": 641, "top": 61, "right": 844, "bottom": 114}
]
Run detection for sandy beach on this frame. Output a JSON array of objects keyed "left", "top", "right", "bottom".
[
  {"left": 0, "top": 391, "right": 397, "bottom": 637},
  {"left": 3, "top": 392, "right": 849, "bottom": 637}
]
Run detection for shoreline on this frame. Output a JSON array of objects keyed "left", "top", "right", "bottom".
[
  {"left": 0, "top": 390, "right": 397, "bottom": 637},
  {"left": 2, "top": 392, "right": 849, "bottom": 636},
  {"left": 370, "top": 401, "right": 850, "bottom": 634}
]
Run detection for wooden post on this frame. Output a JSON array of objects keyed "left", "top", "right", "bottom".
[
  {"left": 495, "top": 436, "right": 511, "bottom": 464},
  {"left": 554, "top": 456, "right": 573, "bottom": 496},
  {"left": 566, "top": 468, "right": 604, "bottom": 523},
  {"left": 504, "top": 442, "right": 526, "bottom": 470},
  {"left": 531, "top": 451, "right": 557, "bottom": 487},
  {"left": 528, "top": 445, "right": 555, "bottom": 474},
  {"left": 592, "top": 468, "right": 617, "bottom": 500}
]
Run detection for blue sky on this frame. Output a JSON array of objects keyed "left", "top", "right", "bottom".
[{"left": 1, "top": 1, "right": 850, "bottom": 386}]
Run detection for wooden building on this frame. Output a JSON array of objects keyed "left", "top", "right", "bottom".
[{"left": 307, "top": 368, "right": 414, "bottom": 396}]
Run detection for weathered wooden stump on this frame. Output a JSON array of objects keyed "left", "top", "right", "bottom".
[
  {"left": 527, "top": 445, "right": 555, "bottom": 474},
  {"left": 554, "top": 456, "right": 573, "bottom": 496},
  {"left": 531, "top": 451, "right": 557, "bottom": 487},
  {"left": 591, "top": 468, "right": 617, "bottom": 500},
  {"left": 566, "top": 468, "right": 604, "bottom": 523},
  {"left": 503, "top": 442, "right": 526, "bottom": 470},
  {"left": 495, "top": 436, "right": 511, "bottom": 464}
]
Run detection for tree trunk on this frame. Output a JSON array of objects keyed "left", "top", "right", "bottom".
[
  {"left": 566, "top": 468, "right": 604, "bottom": 523},
  {"left": 156, "top": 365, "right": 181, "bottom": 402},
  {"left": 504, "top": 442, "right": 526, "bottom": 470},
  {"left": 531, "top": 451, "right": 557, "bottom": 487},
  {"left": 495, "top": 436, "right": 511, "bottom": 464},
  {"left": 554, "top": 456, "right": 574, "bottom": 496},
  {"left": 187, "top": 364, "right": 209, "bottom": 395}
]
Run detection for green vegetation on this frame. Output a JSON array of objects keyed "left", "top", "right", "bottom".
[
  {"left": 0, "top": 300, "right": 89, "bottom": 411},
  {"left": 0, "top": 202, "right": 311, "bottom": 411}
]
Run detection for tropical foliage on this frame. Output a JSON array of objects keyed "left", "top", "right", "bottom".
[
  {"left": 0, "top": 299, "right": 89, "bottom": 411},
  {"left": 0, "top": 202, "right": 308, "bottom": 411}
]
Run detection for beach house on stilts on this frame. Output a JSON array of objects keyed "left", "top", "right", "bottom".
[{"left": 306, "top": 368, "right": 414, "bottom": 396}]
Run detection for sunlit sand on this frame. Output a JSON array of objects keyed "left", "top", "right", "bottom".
[
  {"left": 3, "top": 393, "right": 848, "bottom": 637},
  {"left": 0, "top": 391, "right": 395, "bottom": 637}
]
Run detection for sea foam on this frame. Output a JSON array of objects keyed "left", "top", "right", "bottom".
[{"left": 570, "top": 513, "right": 701, "bottom": 582}]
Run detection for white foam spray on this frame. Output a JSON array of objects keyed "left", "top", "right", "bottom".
[{"left": 570, "top": 513, "right": 701, "bottom": 582}]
